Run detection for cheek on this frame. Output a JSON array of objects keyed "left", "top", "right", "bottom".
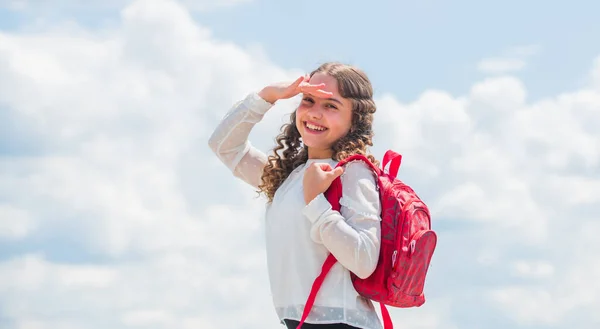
[
  {"left": 296, "top": 107, "right": 311, "bottom": 123},
  {"left": 334, "top": 112, "right": 353, "bottom": 134},
  {"left": 323, "top": 115, "right": 346, "bottom": 139},
  {"left": 294, "top": 110, "right": 304, "bottom": 129},
  {"left": 296, "top": 105, "right": 308, "bottom": 116}
]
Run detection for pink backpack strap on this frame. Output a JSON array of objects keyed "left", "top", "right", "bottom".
[
  {"left": 298, "top": 253, "right": 394, "bottom": 329},
  {"left": 335, "top": 154, "right": 380, "bottom": 175},
  {"left": 335, "top": 150, "right": 402, "bottom": 178},
  {"left": 381, "top": 150, "right": 402, "bottom": 178},
  {"left": 296, "top": 254, "right": 338, "bottom": 329},
  {"left": 380, "top": 304, "right": 393, "bottom": 329}
]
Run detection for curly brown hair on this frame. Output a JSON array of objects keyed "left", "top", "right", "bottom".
[{"left": 257, "top": 62, "right": 379, "bottom": 203}]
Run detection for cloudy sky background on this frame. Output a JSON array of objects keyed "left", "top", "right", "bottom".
[{"left": 1, "top": 0, "right": 599, "bottom": 328}]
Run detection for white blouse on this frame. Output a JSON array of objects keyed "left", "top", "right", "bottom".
[{"left": 208, "top": 93, "right": 383, "bottom": 329}]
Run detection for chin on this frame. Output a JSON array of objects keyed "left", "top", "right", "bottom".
[{"left": 301, "top": 137, "right": 334, "bottom": 154}]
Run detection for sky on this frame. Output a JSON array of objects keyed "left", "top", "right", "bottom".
[{"left": 0, "top": 0, "right": 599, "bottom": 328}]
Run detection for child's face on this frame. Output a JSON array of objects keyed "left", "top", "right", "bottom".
[{"left": 295, "top": 72, "right": 353, "bottom": 159}]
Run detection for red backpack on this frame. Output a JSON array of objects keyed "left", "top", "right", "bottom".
[{"left": 297, "top": 150, "right": 437, "bottom": 329}]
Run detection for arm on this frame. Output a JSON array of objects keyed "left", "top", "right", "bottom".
[
  {"left": 209, "top": 76, "right": 334, "bottom": 189},
  {"left": 301, "top": 161, "right": 381, "bottom": 279},
  {"left": 208, "top": 93, "right": 272, "bottom": 189}
]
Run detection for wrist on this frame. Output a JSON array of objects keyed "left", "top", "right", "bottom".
[
  {"left": 304, "top": 192, "right": 316, "bottom": 205},
  {"left": 258, "top": 88, "right": 277, "bottom": 104}
]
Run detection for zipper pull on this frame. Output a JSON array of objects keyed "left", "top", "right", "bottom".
[{"left": 409, "top": 240, "right": 416, "bottom": 257}]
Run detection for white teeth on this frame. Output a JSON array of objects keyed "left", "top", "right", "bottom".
[{"left": 306, "top": 122, "right": 326, "bottom": 131}]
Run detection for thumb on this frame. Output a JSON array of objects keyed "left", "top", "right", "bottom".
[{"left": 328, "top": 167, "right": 344, "bottom": 180}]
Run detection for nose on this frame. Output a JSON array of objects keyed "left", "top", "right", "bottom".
[{"left": 307, "top": 105, "right": 323, "bottom": 119}]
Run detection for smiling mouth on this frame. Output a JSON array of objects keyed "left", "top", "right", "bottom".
[{"left": 304, "top": 121, "right": 328, "bottom": 133}]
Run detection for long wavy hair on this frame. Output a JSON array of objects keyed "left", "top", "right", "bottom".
[{"left": 257, "top": 62, "right": 379, "bottom": 203}]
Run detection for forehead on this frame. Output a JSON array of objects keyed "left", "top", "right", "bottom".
[{"left": 308, "top": 73, "right": 341, "bottom": 97}]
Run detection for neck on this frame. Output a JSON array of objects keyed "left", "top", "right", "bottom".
[{"left": 307, "top": 147, "right": 333, "bottom": 160}]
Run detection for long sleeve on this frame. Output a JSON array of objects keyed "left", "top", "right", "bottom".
[
  {"left": 301, "top": 160, "right": 382, "bottom": 279},
  {"left": 208, "top": 93, "right": 273, "bottom": 189}
]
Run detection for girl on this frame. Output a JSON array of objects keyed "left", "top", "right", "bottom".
[{"left": 209, "top": 62, "right": 383, "bottom": 329}]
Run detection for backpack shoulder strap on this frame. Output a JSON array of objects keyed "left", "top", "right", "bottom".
[
  {"left": 335, "top": 154, "right": 381, "bottom": 176},
  {"left": 336, "top": 150, "right": 402, "bottom": 179}
]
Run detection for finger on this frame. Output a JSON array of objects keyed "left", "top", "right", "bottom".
[
  {"left": 328, "top": 167, "right": 344, "bottom": 180},
  {"left": 301, "top": 84, "right": 334, "bottom": 97},
  {"left": 283, "top": 76, "right": 305, "bottom": 98},
  {"left": 311, "top": 89, "right": 335, "bottom": 98},
  {"left": 300, "top": 82, "right": 327, "bottom": 90},
  {"left": 317, "top": 163, "right": 333, "bottom": 171},
  {"left": 290, "top": 75, "right": 305, "bottom": 89}
]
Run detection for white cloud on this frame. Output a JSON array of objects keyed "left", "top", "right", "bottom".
[
  {"left": 510, "top": 260, "right": 555, "bottom": 279},
  {"left": 506, "top": 44, "right": 542, "bottom": 57},
  {"left": 0, "top": 252, "right": 276, "bottom": 329},
  {"left": 477, "top": 44, "right": 541, "bottom": 75},
  {"left": 489, "top": 221, "right": 600, "bottom": 327},
  {"left": 592, "top": 55, "right": 600, "bottom": 89},
  {"left": 375, "top": 54, "right": 600, "bottom": 327},
  {"left": 477, "top": 57, "right": 526, "bottom": 74},
  {"left": 1, "top": 0, "right": 251, "bottom": 12},
  {"left": 0, "top": 1, "right": 289, "bottom": 327},
  {"left": 0, "top": 204, "right": 36, "bottom": 239},
  {"left": 1, "top": 1, "right": 599, "bottom": 329}
]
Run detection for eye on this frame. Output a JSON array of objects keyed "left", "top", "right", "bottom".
[
  {"left": 302, "top": 97, "right": 314, "bottom": 103},
  {"left": 325, "top": 103, "right": 338, "bottom": 110}
]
